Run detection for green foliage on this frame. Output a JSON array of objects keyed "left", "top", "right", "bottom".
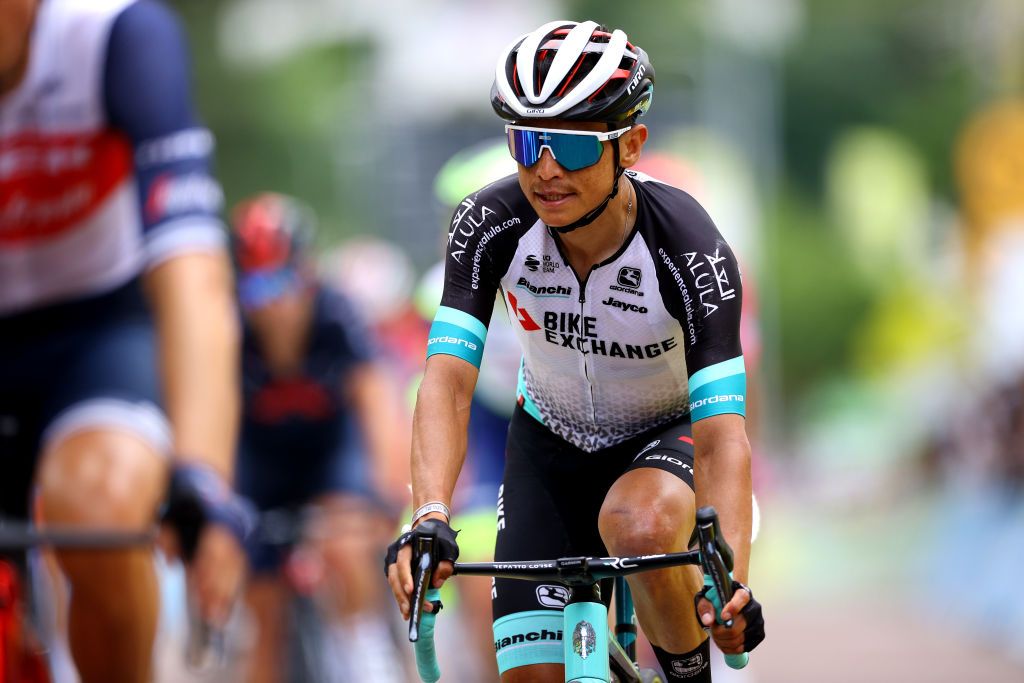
[
  {"left": 172, "top": 0, "right": 371, "bottom": 242},
  {"left": 781, "top": 0, "right": 976, "bottom": 198},
  {"left": 765, "top": 189, "right": 874, "bottom": 401}
]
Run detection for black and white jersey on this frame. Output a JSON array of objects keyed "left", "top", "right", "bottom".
[{"left": 427, "top": 170, "right": 745, "bottom": 452}]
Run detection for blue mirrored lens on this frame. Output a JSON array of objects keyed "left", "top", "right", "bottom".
[
  {"left": 237, "top": 267, "right": 302, "bottom": 310},
  {"left": 549, "top": 134, "right": 603, "bottom": 171},
  {"left": 507, "top": 129, "right": 604, "bottom": 171},
  {"left": 508, "top": 129, "right": 542, "bottom": 167}
]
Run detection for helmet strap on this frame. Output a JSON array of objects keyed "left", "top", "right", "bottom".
[{"left": 548, "top": 142, "right": 623, "bottom": 235}]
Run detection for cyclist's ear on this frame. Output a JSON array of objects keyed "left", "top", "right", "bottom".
[{"left": 619, "top": 124, "right": 648, "bottom": 169}]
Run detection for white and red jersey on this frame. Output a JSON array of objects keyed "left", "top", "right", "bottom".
[{"left": 0, "top": 0, "right": 225, "bottom": 316}]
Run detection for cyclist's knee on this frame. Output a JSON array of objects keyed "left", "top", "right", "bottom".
[
  {"left": 501, "top": 663, "right": 563, "bottom": 683},
  {"left": 599, "top": 479, "right": 694, "bottom": 556},
  {"left": 38, "top": 428, "right": 167, "bottom": 529}
]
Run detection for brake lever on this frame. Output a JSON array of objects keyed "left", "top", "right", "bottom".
[
  {"left": 408, "top": 535, "right": 435, "bottom": 642},
  {"left": 695, "top": 506, "right": 736, "bottom": 627}
]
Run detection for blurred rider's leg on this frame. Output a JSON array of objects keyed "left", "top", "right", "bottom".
[
  {"left": 309, "top": 494, "right": 407, "bottom": 682},
  {"left": 242, "top": 574, "right": 289, "bottom": 683},
  {"left": 37, "top": 419, "right": 168, "bottom": 683}
]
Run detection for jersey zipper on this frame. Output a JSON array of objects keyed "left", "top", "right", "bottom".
[
  {"left": 578, "top": 278, "right": 598, "bottom": 425},
  {"left": 550, "top": 226, "right": 600, "bottom": 427}
]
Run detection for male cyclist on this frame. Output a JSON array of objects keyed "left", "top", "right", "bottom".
[
  {"left": 231, "top": 193, "right": 410, "bottom": 683},
  {"left": 387, "top": 20, "right": 766, "bottom": 682},
  {"left": 1, "top": 1, "right": 248, "bottom": 681}
]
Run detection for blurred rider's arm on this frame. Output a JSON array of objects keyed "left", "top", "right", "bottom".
[
  {"left": 105, "top": 0, "right": 243, "bottom": 624},
  {"left": 349, "top": 361, "right": 414, "bottom": 508}
]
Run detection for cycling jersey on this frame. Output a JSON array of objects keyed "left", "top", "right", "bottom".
[
  {"left": 0, "top": 0, "right": 224, "bottom": 513},
  {"left": 0, "top": 0, "right": 224, "bottom": 316},
  {"left": 239, "top": 286, "right": 373, "bottom": 445},
  {"left": 236, "top": 286, "right": 376, "bottom": 571},
  {"left": 427, "top": 170, "right": 745, "bottom": 452}
]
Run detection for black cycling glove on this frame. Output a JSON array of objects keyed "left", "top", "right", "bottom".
[
  {"left": 694, "top": 580, "right": 766, "bottom": 653},
  {"left": 162, "top": 463, "right": 257, "bottom": 562},
  {"left": 384, "top": 518, "right": 460, "bottom": 577}
]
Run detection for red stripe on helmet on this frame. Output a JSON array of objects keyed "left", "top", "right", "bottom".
[
  {"left": 556, "top": 53, "right": 589, "bottom": 98},
  {"left": 587, "top": 68, "right": 633, "bottom": 102}
]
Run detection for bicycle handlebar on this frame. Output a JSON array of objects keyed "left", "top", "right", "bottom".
[
  {"left": 454, "top": 549, "right": 701, "bottom": 583},
  {"left": 407, "top": 506, "right": 751, "bottom": 679},
  {"left": 413, "top": 588, "right": 442, "bottom": 683},
  {"left": 0, "top": 524, "right": 157, "bottom": 550}
]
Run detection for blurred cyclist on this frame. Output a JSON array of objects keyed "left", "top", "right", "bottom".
[
  {"left": 231, "top": 193, "right": 410, "bottom": 683},
  {"left": 386, "top": 20, "right": 766, "bottom": 682},
  {"left": 0, "top": 1, "right": 248, "bottom": 682}
]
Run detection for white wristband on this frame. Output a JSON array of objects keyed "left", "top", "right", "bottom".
[{"left": 412, "top": 501, "right": 451, "bottom": 526}]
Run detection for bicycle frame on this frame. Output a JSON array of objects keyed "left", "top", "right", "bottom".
[
  {"left": 408, "top": 506, "right": 749, "bottom": 683},
  {"left": 457, "top": 552, "right": 701, "bottom": 683}
]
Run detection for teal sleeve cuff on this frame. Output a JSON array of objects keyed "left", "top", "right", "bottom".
[
  {"left": 426, "top": 307, "right": 487, "bottom": 368},
  {"left": 688, "top": 356, "right": 746, "bottom": 422}
]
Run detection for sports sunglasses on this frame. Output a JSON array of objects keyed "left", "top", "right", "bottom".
[
  {"left": 237, "top": 267, "right": 304, "bottom": 311},
  {"left": 505, "top": 124, "right": 632, "bottom": 172}
]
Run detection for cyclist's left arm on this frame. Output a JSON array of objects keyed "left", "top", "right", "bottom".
[
  {"left": 104, "top": 0, "right": 238, "bottom": 479},
  {"left": 693, "top": 415, "right": 751, "bottom": 582},
  {"left": 329, "top": 293, "right": 411, "bottom": 507},
  {"left": 104, "top": 0, "right": 242, "bottom": 624}
]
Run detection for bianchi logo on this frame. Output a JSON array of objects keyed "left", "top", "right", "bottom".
[
  {"left": 525, "top": 254, "right": 540, "bottom": 272},
  {"left": 517, "top": 277, "right": 572, "bottom": 298},
  {"left": 494, "top": 627, "right": 562, "bottom": 653},
  {"left": 670, "top": 652, "right": 706, "bottom": 677},
  {"left": 535, "top": 584, "right": 570, "bottom": 608},
  {"left": 572, "top": 621, "right": 597, "bottom": 659}
]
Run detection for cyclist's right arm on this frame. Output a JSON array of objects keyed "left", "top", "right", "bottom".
[
  {"left": 387, "top": 353, "right": 479, "bottom": 618},
  {"left": 410, "top": 353, "right": 479, "bottom": 524},
  {"left": 387, "top": 182, "right": 527, "bottom": 618}
]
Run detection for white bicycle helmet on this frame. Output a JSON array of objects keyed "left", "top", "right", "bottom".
[{"left": 491, "top": 20, "right": 654, "bottom": 123}]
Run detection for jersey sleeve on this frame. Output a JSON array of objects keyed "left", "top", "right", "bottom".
[
  {"left": 428, "top": 177, "right": 531, "bottom": 369},
  {"left": 103, "top": 0, "right": 226, "bottom": 268},
  {"left": 647, "top": 185, "right": 746, "bottom": 422}
]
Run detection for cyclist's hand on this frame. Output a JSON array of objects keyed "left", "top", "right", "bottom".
[
  {"left": 189, "top": 524, "right": 247, "bottom": 625},
  {"left": 161, "top": 463, "right": 256, "bottom": 625},
  {"left": 384, "top": 516, "right": 459, "bottom": 620},
  {"left": 695, "top": 581, "right": 765, "bottom": 655}
]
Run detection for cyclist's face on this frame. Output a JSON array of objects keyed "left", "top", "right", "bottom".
[
  {"left": 515, "top": 119, "right": 635, "bottom": 227},
  {"left": 243, "top": 286, "right": 314, "bottom": 344},
  {"left": 0, "top": 0, "right": 37, "bottom": 87}
]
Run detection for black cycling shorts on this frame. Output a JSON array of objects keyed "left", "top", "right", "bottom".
[{"left": 490, "top": 404, "right": 695, "bottom": 672}]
